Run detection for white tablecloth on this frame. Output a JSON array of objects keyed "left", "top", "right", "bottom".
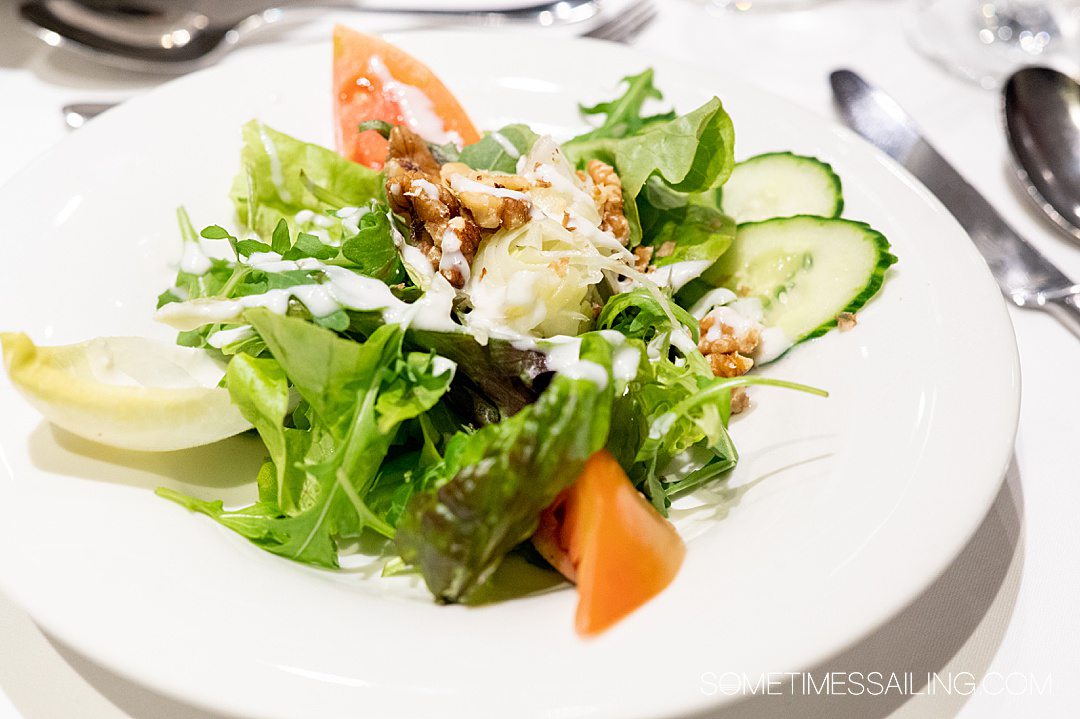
[{"left": 1, "top": 0, "right": 1077, "bottom": 716}]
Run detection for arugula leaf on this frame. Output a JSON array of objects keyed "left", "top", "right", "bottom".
[
  {"left": 394, "top": 334, "right": 616, "bottom": 602},
  {"left": 200, "top": 223, "right": 240, "bottom": 259},
  {"left": 235, "top": 239, "right": 273, "bottom": 257},
  {"left": 230, "top": 121, "right": 384, "bottom": 244},
  {"left": 282, "top": 232, "right": 337, "bottom": 261},
  {"left": 158, "top": 310, "right": 455, "bottom": 568},
  {"left": 222, "top": 354, "right": 314, "bottom": 514},
  {"left": 158, "top": 209, "right": 239, "bottom": 314},
  {"left": 458, "top": 124, "right": 539, "bottom": 173},
  {"left": 341, "top": 209, "right": 406, "bottom": 283},
  {"left": 574, "top": 69, "right": 676, "bottom": 142},
  {"left": 614, "top": 352, "right": 827, "bottom": 513},
  {"left": 270, "top": 218, "right": 291, "bottom": 255}
]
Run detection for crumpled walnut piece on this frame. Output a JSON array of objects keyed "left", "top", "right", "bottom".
[
  {"left": 440, "top": 164, "right": 532, "bottom": 231},
  {"left": 837, "top": 311, "right": 857, "bottom": 331},
  {"left": 730, "top": 387, "right": 750, "bottom": 414},
  {"left": 698, "top": 314, "right": 760, "bottom": 378},
  {"left": 633, "top": 246, "right": 653, "bottom": 272},
  {"left": 384, "top": 127, "right": 481, "bottom": 288},
  {"left": 583, "top": 159, "right": 630, "bottom": 246}
]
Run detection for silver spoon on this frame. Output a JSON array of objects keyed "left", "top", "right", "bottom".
[
  {"left": 1003, "top": 66, "right": 1080, "bottom": 244},
  {"left": 20, "top": 0, "right": 601, "bottom": 74}
]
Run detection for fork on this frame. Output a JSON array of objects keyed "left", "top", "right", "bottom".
[{"left": 585, "top": 0, "right": 656, "bottom": 42}]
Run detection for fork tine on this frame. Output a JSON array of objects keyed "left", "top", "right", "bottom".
[
  {"left": 585, "top": 1, "right": 645, "bottom": 41},
  {"left": 585, "top": 0, "right": 656, "bottom": 43}
]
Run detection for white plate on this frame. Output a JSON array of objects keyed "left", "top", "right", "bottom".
[{"left": 0, "top": 31, "right": 1018, "bottom": 719}]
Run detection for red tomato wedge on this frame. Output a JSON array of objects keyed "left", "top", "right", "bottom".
[
  {"left": 332, "top": 26, "right": 481, "bottom": 169},
  {"left": 533, "top": 450, "right": 686, "bottom": 636}
]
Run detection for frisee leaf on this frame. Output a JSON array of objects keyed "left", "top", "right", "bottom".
[{"left": 597, "top": 288, "right": 699, "bottom": 344}]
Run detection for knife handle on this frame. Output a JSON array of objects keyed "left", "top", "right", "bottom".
[{"left": 1044, "top": 294, "right": 1080, "bottom": 340}]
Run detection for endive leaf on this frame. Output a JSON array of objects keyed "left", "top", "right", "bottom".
[{"left": 1, "top": 333, "right": 251, "bottom": 451}]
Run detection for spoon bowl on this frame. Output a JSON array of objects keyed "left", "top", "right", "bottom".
[{"left": 1003, "top": 66, "right": 1080, "bottom": 244}]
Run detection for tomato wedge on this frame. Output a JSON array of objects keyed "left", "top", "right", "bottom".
[
  {"left": 332, "top": 26, "right": 481, "bottom": 169},
  {"left": 533, "top": 450, "right": 686, "bottom": 636}
]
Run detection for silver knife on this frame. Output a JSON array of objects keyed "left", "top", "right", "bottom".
[{"left": 830, "top": 69, "right": 1080, "bottom": 338}]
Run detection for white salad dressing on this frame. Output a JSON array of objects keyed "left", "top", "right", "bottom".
[
  {"left": 612, "top": 346, "right": 641, "bottom": 384},
  {"left": 367, "top": 55, "right": 463, "bottom": 147},
  {"left": 336, "top": 205, "right": 371, "bottom": 236},
  {"left": 645, "top": 260, "right": 711, "bottom": 292},
  {"left": 258, "top": 123, "right": 292, "bottom": 202},
  {"left": 157, "top": 250, "right": 406, "bottom": 331},
  {"left": 438, "top": 228, "right": 470, "bottom": 284},
  {"left": 649, "top": 411, "right": 677, "bottom": 439},
  {"left": 756, "top": 327, "right": 793, "bottom": 364},
  {"left": 431, "top": 355, "right": 456, "bottom": 378},
  {"left": 294, "top": 209, "right": 337, "bottom": 229},
  {"left": 689, "top": 287, "right": 738, "bottom": 318},
  {"left": 448, "top": 174, "right": 529, "bottom": 200},
  {"left": 179, "top": 238, "right": 212, "bottom": 276},
  {"left": 669, "top": 327, "right": 698, "bottom": 354},
  {"left": 406, "top": 178, "right": 441, "bottom": 201},
  {"left": 206, "top": 324, "right": 255, "bottom": 349},
  {"left": 489, "top": 131, "right": 521, "bottom": 159},
  {"left": 703, "top": 305, "right": 761, "bottom": 342},
  {"left": 543, "top": 337, "right": 608, "bottom": 389}
]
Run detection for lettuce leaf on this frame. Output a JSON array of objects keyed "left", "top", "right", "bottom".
[
  {"left": 394, "top": 333, "right": 615, "bottom": 601},
  {"left": 565, "top": 96, "right": 734, "bottom": 198},
  {"left": 230, "top": 121, "right": 385, "bottom": 244},
  {"left": 639, "top": 188, "right": 736, "bottom": 268},
  {"left": 564, "top": 74, "right": 735, "bottom": 249}
]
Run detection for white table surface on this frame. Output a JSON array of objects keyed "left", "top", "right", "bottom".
[{"left": 1, "top": 0, "right": 1077, "bottom": 717}]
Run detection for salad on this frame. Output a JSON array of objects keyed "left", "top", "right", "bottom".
[{"left": 1, "top": 27, "right": 896, "bottom": 635}]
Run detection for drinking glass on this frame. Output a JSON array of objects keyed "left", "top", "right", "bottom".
[{"left": 909, "top": 0, "right": 1080, "bottom": 88}]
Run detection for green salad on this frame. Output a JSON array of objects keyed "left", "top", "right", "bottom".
[{"left": 1, "top": 50, "right": 895, "bottom": 625}]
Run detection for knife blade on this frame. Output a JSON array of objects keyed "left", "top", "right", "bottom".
[{"left": 830, "top": 69, "right": 1080, "bottom": 337}]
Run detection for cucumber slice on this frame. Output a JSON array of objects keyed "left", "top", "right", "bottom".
[
  {"left": 719, "top": 152, "right": 843, "bottom": 224},
  {"left": 708, "top": 216, "right": 896, "bottom": 354}
]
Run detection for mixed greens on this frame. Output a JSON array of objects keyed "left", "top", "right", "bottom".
[{"left": 2, "top": 46, "right": 896, "bottom": 620}]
